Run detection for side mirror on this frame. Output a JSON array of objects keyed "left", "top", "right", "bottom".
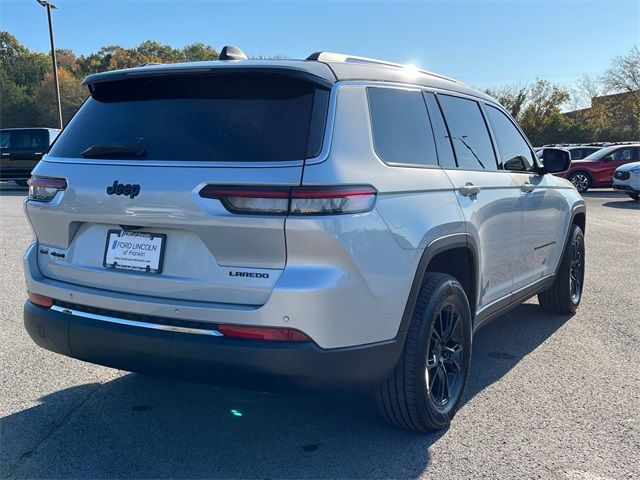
[
  {"left": 602, "top": 156, "right": 613, "bottom": 162},
  {"left": 541, "top": 148, "right": 571, "bottom": 174},
  {"left": 504, "top": 156, "right": 528, "bottom": 171}
]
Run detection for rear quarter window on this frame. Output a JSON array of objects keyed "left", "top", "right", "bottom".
[
  {"left": 49, "top": 73, "right": 329, "bottom": 162},
  {"left": 367, "top": 87, "right": 438, "bottom": 167}
]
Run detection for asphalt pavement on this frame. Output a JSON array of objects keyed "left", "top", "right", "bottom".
[{"left": 1, "top": 182, "right": 638, "bottom": 479}]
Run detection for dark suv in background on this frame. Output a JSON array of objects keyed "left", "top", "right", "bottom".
[
  {"left": 0, "top": 128, "right": 60, "bottom": 187},
  {"left": 565, "top": 145, "right": 602, "bottom": 160}
]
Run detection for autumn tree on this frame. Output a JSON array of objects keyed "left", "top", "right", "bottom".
[
  {"left": 34, "top": 69, "right": 87, "bottom": 126},
  {"left": 518, "top": 80, "right": 570, "bottom": 145},
  {"left": 484, "top": 82, "right": 529, "bottom": 119},
  {"left": 0, "top": 32, "right": 49, "bottom": 127}
]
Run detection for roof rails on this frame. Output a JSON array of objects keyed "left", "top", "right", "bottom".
[{"left": 306, "top": 51, "right": 465, "bottom": 85}]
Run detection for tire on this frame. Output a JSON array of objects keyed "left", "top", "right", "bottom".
[
  {"left": 569, "top": 172, "right": 591, "bottom": 193},
  {"left": 15, "top": 179, "right": 29, "bottom": 188},
  {"left": 627, "top": 193, "right": 639, "bottom": 201},
  {"left": 538, "top": 224, "right": 585, "bottom": 314},
  {"left": 376, "top": 273, "right": 472, "bottom": 432}
]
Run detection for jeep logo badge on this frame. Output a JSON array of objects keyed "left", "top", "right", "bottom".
[{"left": 106, "top": 180, "right": 140, "bottom": 199}]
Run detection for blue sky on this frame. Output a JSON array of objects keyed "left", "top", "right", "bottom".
[{"left": 1, "top": 0, "right": 638, "bottom": 90}]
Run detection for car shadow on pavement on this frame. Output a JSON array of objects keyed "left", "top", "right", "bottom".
[
  {"left": 465, "top": 303, "right": 572, "bottom": 401},
  {"left": 581, "top": 190, "right": 626, "bottom": 199},
  {"left": 602, "top": 199, "right": 640, "bottom": 209},
  {"left": 1, "top": 303, "right": 570, "bottom": 479}
]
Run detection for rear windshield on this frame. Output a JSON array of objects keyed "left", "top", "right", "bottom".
[
  {"left": 0, "top": 129, "right": 50, "bottom": 151},
  {"left": 49, "top": 73, "right": 330, "bottom": 162}
]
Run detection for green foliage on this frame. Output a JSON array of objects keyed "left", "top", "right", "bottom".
[
  {"left": 34, "top": 69, "right": 87, "bottom": 126},
  {"left": 484, "top": 79, "right": 572, "bottom": 145},
  {"left": 518, "top": 80, "right": 570, "bottom": 146}
]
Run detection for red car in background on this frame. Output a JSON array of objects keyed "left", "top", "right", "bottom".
[{"left": 558, "top": 144, "right": 640, "bottom": 193}]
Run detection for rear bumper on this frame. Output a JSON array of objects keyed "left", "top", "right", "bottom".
[{"left": 24, "top": 301, "right": 403, "bottom": 391}]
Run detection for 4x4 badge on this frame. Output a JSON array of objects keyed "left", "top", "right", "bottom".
[{"left": 106, "top": 180, "right": 140, "bottom": 199}]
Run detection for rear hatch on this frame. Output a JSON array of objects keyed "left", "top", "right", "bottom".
[{"left": 26, "top": 68, "right": 332, "bottom": 306}]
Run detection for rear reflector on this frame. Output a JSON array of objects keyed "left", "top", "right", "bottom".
[
  {"left": 199, "top": 185, "right": 377, "bottom": 215},
  {"left": 28, "top": 292, "right": 53, "bottom": 308},
  {"left": 218, "top": 324, "right": 310, "bottom": 342},
  {"left": 28, "top": 177, "right": 67, "bottom": 202}
]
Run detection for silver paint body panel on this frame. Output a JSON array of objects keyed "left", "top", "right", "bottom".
[{"left": 24, "top": 76, "right": 584, "bottom": 349}]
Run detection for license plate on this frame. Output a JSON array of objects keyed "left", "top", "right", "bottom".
[{"left": 103, "top": 230, "right": 166, "bottom": 274}]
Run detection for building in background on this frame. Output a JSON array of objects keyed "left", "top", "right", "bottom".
[{"left": 564, "top": 91, "right": 640, "bottom": 141}]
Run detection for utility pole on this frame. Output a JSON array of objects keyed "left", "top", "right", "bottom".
[{"left": 36, "top": 0, "right": 63, "bottom": 129}]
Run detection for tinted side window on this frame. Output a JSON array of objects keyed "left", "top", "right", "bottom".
[
  {"left": 611, "top": 147, "right": 634, "bottom": 161},
  {"left": 438, "top": 95, "right": 497, "bottom": 171},
  {"left": 485, "top": 104, "right": 535, "bottom": 171},
  {"left": 368, "top": 87, "right": 438, "bottom": 166},
  {"left": 3, "top": 129, "right": 49, "bottom": 151},
  {"left": 424, "top": 92, "right": 456, "bottom": 168},
  {"left": 569, "top": 149, "right": 583, "bottom": 160}
]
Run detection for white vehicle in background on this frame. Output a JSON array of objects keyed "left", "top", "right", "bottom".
[{"left": 613, "top": 161, "right": 640, "bottom": 201}]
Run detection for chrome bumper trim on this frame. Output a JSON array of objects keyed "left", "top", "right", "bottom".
[{"left": 50, "top": 305, "right": 224, "bottom": 337}]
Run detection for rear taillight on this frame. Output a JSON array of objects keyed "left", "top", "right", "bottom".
[
  {"left": 199, "top": 185, "right": 377, "bottom": 215},
  {"left": 28, "top": 292, "right": 53, "bottom": 308},
  {"left": 218, "top": 324, "right": 310, "bottom": 342},
  {"left": 27, "top": 177, "right": 67, "bottom": 202}
]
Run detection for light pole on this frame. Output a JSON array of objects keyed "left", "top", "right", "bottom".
[{"left": 36, "top": 0, "right": 62, "bottom": 129}]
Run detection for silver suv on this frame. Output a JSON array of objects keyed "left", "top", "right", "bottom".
[{"left": 22, "top": 49, "right": 586, "bottom": 432}]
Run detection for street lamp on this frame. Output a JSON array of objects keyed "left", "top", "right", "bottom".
[{"left": 36, "top": 0, "right": 63, "bottom": 129}]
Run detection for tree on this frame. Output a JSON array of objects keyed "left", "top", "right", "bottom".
[
  {"left": 484, "top": 82, "right": 529, "bottom": 119},
  {"left": 182, "top": 43, "right": 218, "bottom": 62},
  {"left": 518, "top": 80, "right": 570, "bottom": 145},
  {"left": 0, "top": 32, "right": 49, "bottom": 128},
  {"left": 603, "top": 45, "right": 640, "bottom": 93},
  {"left": 568, "top": 74, "right": 605, "bottom": 111},
  {"left": 33, "top": 69, "right": 87, "bottom": 126}
]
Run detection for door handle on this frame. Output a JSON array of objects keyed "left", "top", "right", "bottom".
[
  {"left": 520, "top": 182, "right": 535, "bottom": 193},
  {"left": 459, "top": 183, "right": 481, "bottom": 196}
]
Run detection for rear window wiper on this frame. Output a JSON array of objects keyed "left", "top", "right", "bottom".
[{"left": 81, "top": 144, "right": 147, "bottom": 159}]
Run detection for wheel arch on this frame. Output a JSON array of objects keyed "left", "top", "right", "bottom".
[
  {"left": 554, "top": 204, "right": 587, "bottom": 276},
  {"left": 397, "top": 233, "right": 479, "bottom": 335}
]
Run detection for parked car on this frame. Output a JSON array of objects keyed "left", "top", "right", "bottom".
[
  {"left": 613, "top": 161, "right": 640, "bottom": 201},
  {"left": 565, "top": 145, "right": 602, "bottom": 160},
  {"left": 22, "top": 48, "right": 585, "bottom": 432},
  {"left": 0, "top": 128, "right": 60, "bottom": 187},
  {"left": 558, "top": 144, "right": 640, "bottom": 193},
  {"left": 535, "top": 145, "right": 601, "bottom": 161}
]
